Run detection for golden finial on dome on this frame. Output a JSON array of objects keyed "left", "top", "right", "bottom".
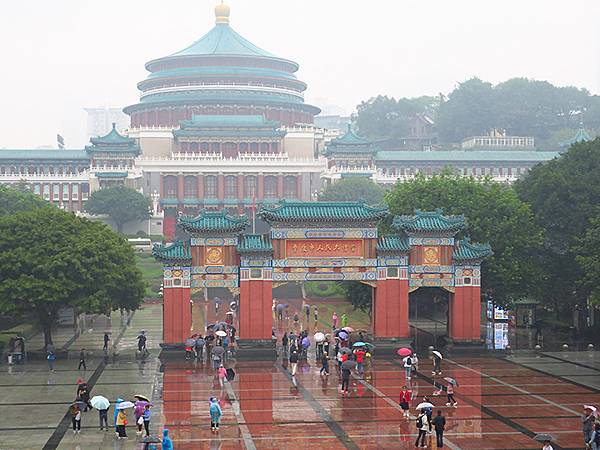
[{"left": 215, "top": 1, "right": 230, "bottom": 25}]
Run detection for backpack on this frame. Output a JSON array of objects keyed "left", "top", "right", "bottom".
[
  {"left": 416, "top": 415, "right": 423, "bottom": 428},
  {"left": 406, "top": 357, "right": 412, "bottom": 366}
]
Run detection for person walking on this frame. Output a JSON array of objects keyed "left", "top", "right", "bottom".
[
  {"left": 583, "top": 406, "right": 595, "bottom": 446},
  {"left": 320, "top": 353, "right": 330, "bottom": 376},
  {"left": 411, "top": 353, "right": 419, "bottom": 378},
  {"left": 47, "top": 351, "right": 56, "bottom": 371},
  {"left": 341, "top": 313, "right": 348, "bottom": 328},
  {"left": 304, "top": 304, "right": 311, "bottom": 325},
  {"left": 432, "top": 410, "right": 446, "bottom": 448},
  {"left": 332, "top": 312, "right": 338, "bottom": 329},
  {"left": 137, "top": 332, "right": 147, "bottom": 355},
  {"left": 116, "top": 408, "right": 128, "bottom": 439},
  {"left": 78, "top": 348, "right": 87, "bottom": 371},
  {"left": 218, "top": 364, "right": 227, "bottom": 388},
  {"left": 162, "top": 429, "right": 173, "bottom": 450},
  {"left": 103, "top": 332, "right": 110, "bottom": 352},
  {"left": 70, "top": 403, "right": 82, "bottom": 434},
  {"left": 446, "top": 382, "right": 457, "bottom": 407},
  {"left": 588, "top": 421, "right": 600, "bottom": 450},
  {"left": 314, "top": 306, "right": 318, "bottom": 324},
  {"left": 143, "top": 404, "right": 152, "bottom": 437},
  {"left": 135, "top": 400, "right": 146, "bottom": 435},
  {"left": 113, "top": 398, "right": 123, "bottom": 434},
  {"left": 403, "top": 354, "right": 413, "bottom": 380},
  {"left": 341, "top": 365, "right": 351, "bottom": 395},
  {"left": 415, "top": 409, "right": 429, "bottom": 448},
  {"left": 282, "top": 332, "right": 289, "bottom": 355},
  {"left": 98, "top": 406, "right": 109, "bottom": 431},
  {"left": 289, "top": 346, "right": 299, "bottom": 376},
  {"left": 77, "top": 382, "right": 91, "bottom": 411},
  {"left": 354, "top": 348, "right": 366, "bottom": 375},
  {"left": 432, "top": 351, "right": 442, "bottom": 375},
  {"left": 195, "top": 336, "right": 205, "bottom": 361},
  {"left": 210, "top": 397, "right": 222, "bottom": 432},
  {"left": 399, "top": 385, "right": 411, "bottom": 418},
  {"left": 324, "top": 339, "right": 330, "bottom": 358}
]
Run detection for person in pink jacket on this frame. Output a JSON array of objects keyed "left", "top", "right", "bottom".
[
  {"left": 218, "top": 364, "right": 227, "bottom": 387},
  {"left": 332, "top": 312, "right": 338, "bottom": 329}
]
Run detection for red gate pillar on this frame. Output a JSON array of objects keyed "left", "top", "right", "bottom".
[
  {"left": 163, "top": 209, "right": 177, "bottom": 241},
  {"left": 163, "top": 267, "right": 192, "bottom": 346},
  {"left": 449, "top": 286, "right": 481, "bottom": 342},
  {"left": 373, "top": 268, "right": 409, "bottom": 338},
  {"left": 239, "top": 268, "right": 273, "bottom": 340}
]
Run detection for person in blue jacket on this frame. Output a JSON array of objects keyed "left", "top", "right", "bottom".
[
  {"left": 209, "top": 397, "right": 223, "bottom": 432},
  {"left": 113, "top": 398, "right": 123, "bottom": 434},
  {"left": 162, "top": 428, "right": 173, "bottom": 450}
]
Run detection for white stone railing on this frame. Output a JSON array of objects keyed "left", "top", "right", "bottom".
[{"left": 0, "top": 172, "right": 89, "bottom": 182}]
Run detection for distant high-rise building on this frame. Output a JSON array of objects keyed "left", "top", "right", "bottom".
[{"left": 84, "top": 107, "right": 129, "bottom": 139}]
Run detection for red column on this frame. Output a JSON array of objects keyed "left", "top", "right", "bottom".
[
  {"left": 217, "top": 174, "right": 225, "bottom": 202},
  {"left": 257, "top": 174, "right": 264, "bottom": 201},
  {"left": 163, "top": 285, "right": 192, "bottom": 345},
  {"left": 163, "top": 209, "right": 177, "bottom": 241},
  {"left": 449, "top": 286, "right": 481, "bottom": 342},
  {"left": 373, "top": 279, "right": 409, "bottom": 338},
  {"left": 239, "top": 278, "right": 272, "bottom": 340}
]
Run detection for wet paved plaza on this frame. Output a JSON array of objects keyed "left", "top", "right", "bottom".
[{"left": 2, "top": 301, "right": 599, "bottom": 449}]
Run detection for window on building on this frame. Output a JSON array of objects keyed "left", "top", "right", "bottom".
[
  {"left": 62, "top": 185, "right": 69, "bottom": 201},
  {"left": 200, "top": 142, "right": 209, "bottom": 152},
  {"left": 260, "top": 143, "right": 270, "bottom": 153},
  {"left": 43, "top": 185, "right": 50, "bottom": 200},
  {"left": 81, "top": 184, "right": 89, "bottom": 200},
  {"left": 283, "top": 176, "right": 297, "bottom": 199},
  {"left": 204, "top": 176, "right": 217, "bottom": 198},
  {"left": 271, "top": 142, "right": 279, "bottom": 152},
  {"left": 53, "top": 184, "right": 60, "bottom": 201},
  {"left": 164, "top": 176, "right": 177, "bottom": 198},
  {"left": 224, "top": 176, "right": 237, "bottom": 199},
  {"left": 184, "top": 176, "right": 197, "bottom": 198},
  {"left": 239, "top": 142, "right": 248, "bottom": 153},
  {"left": 244, "top": 176, "right": 257, "bottom": 198},
  {"left": 72, "top": 184, "right": 79, "bottom": 201},
  {"left": 249, "top": 142, "right": 259, "bottom": 153},
  {"left": 33, "top": 184, "right": 41, "bottom": 195},
  {"left": 264, "top": 176, "right": 277, "bottom": 199}
]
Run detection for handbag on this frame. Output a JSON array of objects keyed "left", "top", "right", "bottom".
[{"left": 137, "top": 416, "right": 144, "bottom": 426}]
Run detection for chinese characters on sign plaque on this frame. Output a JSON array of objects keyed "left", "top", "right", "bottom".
[{"left": 285, "top": 239, "right": 363, "bottom": 258}]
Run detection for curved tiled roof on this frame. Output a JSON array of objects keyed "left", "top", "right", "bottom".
[
  {"left": 559, "top": 127, "right": 592, "bottom": 148},
  {"left": 259, "top": 200, "right": 389, "bottom": 224},
  {"left": 90, "top": 123, "right": 134, "bottom": 146},
  {"left": 453, "top": 238, "right": 493, "bottom": 262},
  {"left": 377, "top": 235, "right": 410, "bottom": 254},
  {"left": 393, "top": 209, "right": 466, "bottom": 233},
  {"left": 0, "top": 150, "right": 89, "bottom": 160},
  {"left": 237, "top": 234, "right": 272, "bottom": 253},
  {"left": 324, "top": 124, "right": 379, "bottom": 156},
  {"left": 178, "top": 210, "right": 248, "bottom": 233},
  {"left": 152, "top": 239, "right": 192, "bottom": 263}
]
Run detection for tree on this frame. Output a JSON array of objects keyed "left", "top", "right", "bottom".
[
  {"left": 385, "top": 173, "right": 544, "bottom": 304},
  {"left": 354, "top": 95, "right": 438, "bottom": 139},
  {"left": 319, "top": 178, "right": 386, "bottom": 204},
  {"left": 86, "top": 185, "right": 151, "bottom": 233},
  {"left": 0, "top": 208, "right": 145, "bottom": 347},
  {"left": 516, "top": 138, "right": 600, "bottom": 311},
  {"left": 576, "top": 213, "right": 600, "bottom": 305},
  {"left": 0, "top": 185, "right": 50, "bottom": 216},
  {"left": 344, "top": 281, "right": 373, "bottom": 315}
]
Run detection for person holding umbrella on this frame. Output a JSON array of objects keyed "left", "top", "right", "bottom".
[
  {"left": 415, "top": 407, "right": 429, "bottom": 448},
  {"left": 353, "top": 345, "right": 366, "bottom": 375},
  {"left": 341, "top": 362, "right": 351, "bottom": 395},
  {"left": 444, "top": 378, "right": 458, "bottom": 407},
  {"left": 431, "top": 350, "right": 443, "bottom": 375},
  {"left": 194, "top": 335, "right": 205, "bottom": 361},
  {"left": 134, "top": 396, "right": 149, "bottom": 435},
  {"left": 113, "top": 398, "right": 123, "bottom": 434},
  {"left": 90, "top": 395, "right": 110, "bottom": 431},
  {"left": 583, "top": 406, "right": 596, "bottom": 446},
  {"left": 534, "top": 434, "right": 555, "bottom": 450},
  {"left": 116, "top": 401, "right": 135, "bottom": 439}
]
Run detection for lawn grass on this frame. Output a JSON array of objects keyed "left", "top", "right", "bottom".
[{"left": 135, "top": 253, "right": 164, "bottom": 297}]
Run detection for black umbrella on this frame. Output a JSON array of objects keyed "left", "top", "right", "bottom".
[
  {"left": 207, "top": 323, "right": 216, "bottom": 330},
  {"left": 341, "top": 360, "right": 357, "bottom": 370},
  {"left": 141, "top": 435, "right": 161, "bottom": 443},
  {"left": 212, "top": 346, "right": 225, "bottom": 355},
  {"left": 340, "top": 347, "right": 352, "bottom": 354},
  {"left": 533, "top": 433, "right": 554, "bottom": 442}
]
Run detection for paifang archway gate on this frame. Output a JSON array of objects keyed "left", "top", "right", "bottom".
[{"left": 152, "top": 202, "right": 492, "bottom": 354}]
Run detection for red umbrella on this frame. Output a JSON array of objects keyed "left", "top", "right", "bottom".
[{"left": 397, "top": 347, "right": 412, "bottom": 357}]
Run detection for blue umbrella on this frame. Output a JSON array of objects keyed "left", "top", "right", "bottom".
[
  {"left": 353, "top": 341, "right": 367, "bottom": 347},
  {"left": 338, "top": 331, "right": 349, "bottom": 341},
  {"left": 301, "top": 337, "right": 310, "bottom": 349}
]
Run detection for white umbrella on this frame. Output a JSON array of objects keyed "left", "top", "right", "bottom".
[
  {"left": 116, "top": 401, "right": 135, "bottom": 409},
  {"left": 215, "top": 330, "right": 227, "bottom": 337},
  {"left": 90, "top": 395, "right": 110, "bottom": 410},
  {"left": 314, "top": 332, "right": 325, "bottom": 342},
  {"left": 584, "top": 405, "right": 597, "bottom": 412},
  {"left": 416, "top": 402, "right": 434, "bottom": 410},
  {"left": 432, "top": 351, "right": 443, "bottom": 359}
]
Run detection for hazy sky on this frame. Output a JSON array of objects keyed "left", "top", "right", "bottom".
[{"left": 2, "top": 0, "right": 599, "bottom": 148}]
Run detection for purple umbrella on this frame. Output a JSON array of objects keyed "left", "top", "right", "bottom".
[
  {"left": 301, "top": 337, "right": 310, "bottom": 349},
  {"left": 276, "top": 303, "right": 284, "bottom": 311},
  {"left": 338, "top": 331, "right": 349, "bottom": 341}
]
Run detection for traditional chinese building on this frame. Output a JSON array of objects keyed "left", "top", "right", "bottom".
[{"left": 153, "top": 202, "right": 492, "bottom": 354}]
